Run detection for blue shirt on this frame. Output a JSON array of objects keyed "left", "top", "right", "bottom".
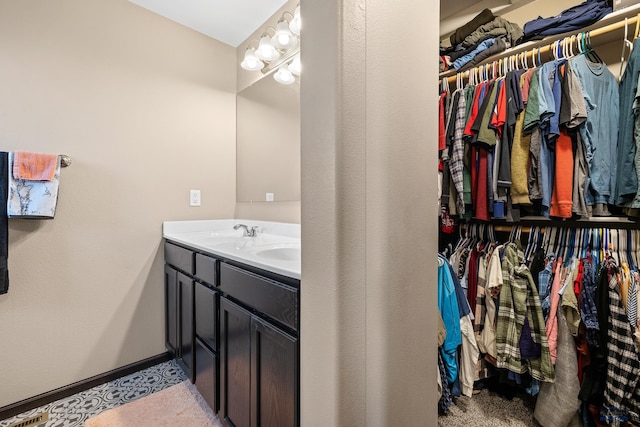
[{"left": 571, "top": 55, "right": 620, "bottom": 205}]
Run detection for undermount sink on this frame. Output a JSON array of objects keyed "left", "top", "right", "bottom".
[{"left": 251, "top": 245, "right": 300, "bottom": 261}]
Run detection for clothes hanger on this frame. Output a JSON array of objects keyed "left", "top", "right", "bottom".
[
  {"left": 577, "top": 228, "right": 585, "bottom": 259},
  {"left": 630, "top": 230, "right": 639, "bottom": 269},
  {"left": 634, "top": 13, "right": 640, "bottom": 41},
  {"left": 587, "top": 31, "right": 603, "bottom": 64},
  {"left": 547, "top": 227, "right": 557, "bottom": 255},
  {"left": 620, "top": 17, "right": 634, "bottom": 80},
  {"left": 531, "top": 48, "right": 537, "bottom": 68}
]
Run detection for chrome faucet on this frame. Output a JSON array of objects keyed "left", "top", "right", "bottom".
[{"left": 234, "top": 223, "right": 258, "bottom": 237}]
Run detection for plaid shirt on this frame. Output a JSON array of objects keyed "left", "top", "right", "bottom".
[
  {"left": 450, "top": 92, "right": 467, "bottom": 214},
  {"left": 602, "top": 260, "right": 640, "bottom": 424},
  {"left": 495, "top": 243, "right": 555, "bottom": 382}
]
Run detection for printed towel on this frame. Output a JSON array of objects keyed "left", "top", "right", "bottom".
[
  {"left": 12, "top": 151, "right": 58, "bottom": 181},
  {"left": 8, "top": 152, "right": 61, "bottom": 218}
]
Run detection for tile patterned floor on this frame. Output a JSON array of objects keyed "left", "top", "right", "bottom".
[{"left": 0, "top": 360, "right": 189, "bottom": 427}]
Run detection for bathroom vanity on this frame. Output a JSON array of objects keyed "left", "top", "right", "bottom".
[{"left": 163, "top": 220, "right": 300, "bottom": 427}]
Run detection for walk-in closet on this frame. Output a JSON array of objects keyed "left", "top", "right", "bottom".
[{"left": 438, "top": 1, "right": 640, "bottom": 426}]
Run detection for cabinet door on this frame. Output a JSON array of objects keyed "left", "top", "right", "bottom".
[
  {"left": 195, "top": 337, "right": 218, "bottom": 413},
  {"left": 220, "top": 298, "right": 252, "bottom": 427},
  {"left": 164, "top": 265, "right": 178, "bottom": 355},
  {"left": 251, "top": 317, "right": 298, "bottom": 427},
  {"left": 178, "top": 271, "right": 195, "bottom": 382},
  {"left": 195, "top": 281, "right": 218, "bottom": 352}
]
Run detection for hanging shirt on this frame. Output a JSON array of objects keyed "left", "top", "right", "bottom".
[
  {"left": 451, "top": 93, "right": 467, "bottom": 214},
  {"left": 496, "top": 243, "right": 555, "bottom": 382},
  {"left": 545, "top": 256, "right": 563, "bottom": 364},
  {"left": 438, "top": 259, "right": 462, "bottom": 386},
  {"left": 602, "top": 262, "right": 640, "bottom": 425},
  {"left": 571, "top": 55, "right": 620, "bottom": 206},
  {"left": 550, "top": 129, "right": 574, "bottom": 218},
  {"left": 617, "top": 38, "right": 640, "bottom": 205},
  {"left": 630, "top": 73, "right": 640, "bottom": 209}
]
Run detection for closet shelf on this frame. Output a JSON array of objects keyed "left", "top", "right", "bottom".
[
  {"left": 462, "top": 216, "right": 640, "bottom": 231},
  {"left": 439, "top": 3, "right": 640, "bottom": 83}
]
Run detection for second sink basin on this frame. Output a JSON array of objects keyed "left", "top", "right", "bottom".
[{"left": 250, "top": 244, "right": 300, "bottom": 262}]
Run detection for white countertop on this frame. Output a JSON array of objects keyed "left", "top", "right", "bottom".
[{"left": 163, "top": 220, "right": 301, "bottom": 280}]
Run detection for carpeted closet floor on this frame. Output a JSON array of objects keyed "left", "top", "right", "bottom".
[
  {"left": 438, "top": 389, "right": 541, "bottom": 427},
  {"left": 0, "top": 359, "right": 223, "bottom": 427}
]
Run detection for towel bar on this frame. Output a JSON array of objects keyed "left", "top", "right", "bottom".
[{"left": 59, "top": 154, "right": 71, "bottom": 168}]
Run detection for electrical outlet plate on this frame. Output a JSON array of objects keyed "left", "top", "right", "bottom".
[
  {"left": 190, "top": 190, "right": 201, "bottom": 207},
  {"left": 266, "top": 192, "right": 274, "bottom": 202}
]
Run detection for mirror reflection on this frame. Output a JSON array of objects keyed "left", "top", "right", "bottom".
[{"left": 236, "top": 75, "right": 300, "bottom": 202}]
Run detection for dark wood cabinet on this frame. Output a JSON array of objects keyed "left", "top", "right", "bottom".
[
  {"left": 220, "top": 293, "right": 298, "bottom": 427},
  {"left": 164, "top": 265, "right": 179, "bottom": 355},
  {"left": 177, "top": 270, "right": 195, "bottom": 381},
  {"left": 220, "top": 298, "right": 252, "bottom": 427},
  {"left": 164, "top": 239, "right": 299, "bottom": 427},
  {"left": 164, "top": 242, "right": 195, "bottom": 383},
  {"left": 165, "top": 265, "right": 195, "bottom": 382},
  {"left": 251, "top": 316, "right": 298, "bottom": 427},
  {"left": 195, "top": 337, "right": 218, "bottom": 412}
]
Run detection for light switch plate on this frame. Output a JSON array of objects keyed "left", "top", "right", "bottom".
[{"left": 266, "top": 192, "right": 274, "bottom": 202}]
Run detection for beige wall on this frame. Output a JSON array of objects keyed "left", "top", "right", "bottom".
[
  {"left": 301, "top": 0, "right": 439, "bottom": 424},
  {"left": 0, "top": 0, "right": 236, "bottom": 406}
]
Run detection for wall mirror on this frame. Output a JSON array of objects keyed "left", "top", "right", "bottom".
[{"left": 236, "top": 75, "right": 300, "bottom": 202}]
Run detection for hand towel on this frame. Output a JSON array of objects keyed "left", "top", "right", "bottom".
[
  {"left": 13, "top": 151, "right": 58, "bottom": 181},
  {"left": 8, "top": 152, "right": 61, "bottom": 218},
  {"left": 0, "top": 152, "right": 8, "bottom": 294}
]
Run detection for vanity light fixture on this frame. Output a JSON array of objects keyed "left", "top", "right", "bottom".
[
  {"left": 289, "top": 4, "right": 301, "bottom": 36},
  {"left": 289, "top": 53, "right": 301, "bottom": 76},
  {"left": 240, "top": 4, "right": 301, "bottom": 85},
  {"left": 273, "top": 63, "right": 295, "bottom": 85},
  {"left": 240, "top": 47, "right": 264, "bottom": 71}
]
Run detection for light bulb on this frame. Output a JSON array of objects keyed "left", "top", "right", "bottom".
[
  {"left": 289, "top": 5, "right": 301, "bottom": 36},
  {"left": 289, "top": 54, "right": 301, "bottom": 76},
  {"left": 240, "top": 47, "right": 264, "bottom": 71},
  {"left": 273, "top": 19, "right": 297, "bottom": 49},
  {"left": 255, "top": 34, "right": 280, "bottom": 62},
  {"left": 274, "top": 64, "right": 295, "bottom": 85}
]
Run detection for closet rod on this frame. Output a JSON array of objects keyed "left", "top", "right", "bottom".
[
  {"left": 460, "top": 223, "right": 533, "bottom": 234},
  {"left": 443, "top": 13, "right": 640, "bottom": 84}
]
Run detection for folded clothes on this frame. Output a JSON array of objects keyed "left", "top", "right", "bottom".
[
  {"left": 450, "top": 8, "right": 495, "bottom": 47},
  {"left": 463, "top": 17, "right": 523, "bottom": 48},
  {"left": 13, "top": 151, "right": 58, "bottom": 181},
  {"left": 460, "top": 37, "right": 509, "bottom": 72},
  {"left": 522, "top": 0, "right": 611, "bottom": 42},
  {"left": 452, "top": 38, "right": 496, "bottom": 71}
]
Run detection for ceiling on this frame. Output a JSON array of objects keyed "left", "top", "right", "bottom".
[
  {"left": 441, "top": 0, "right": 530, "bottom": 19},
  {"left": 128, "top": 0, "right": 287, "bottom": 47},
  {"left": 129, "top": 0, "right": 530, "bottom": 48}
]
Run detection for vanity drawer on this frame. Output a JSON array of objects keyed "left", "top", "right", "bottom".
[
  {"left": 164, "top": 242, "right": 194, "bottom": 274},
  {"left": 220, "top": 263, "right": 298, "bottom": 332},
  {"left": 195, "top": 253, "right": 217, "bottom": 286}
]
